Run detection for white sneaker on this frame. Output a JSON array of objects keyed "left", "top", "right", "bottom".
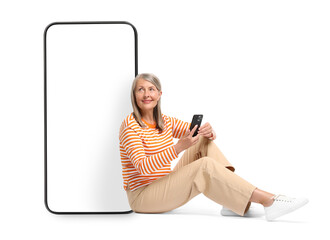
[
  {"left": 264, "top": 194, "right": 309, "bottom": 221},
  {"left": 221, "top": 207, "right": 240, "bottom": 216},
  {"left": 221, "top": 205, "right": 262, "bottom": 217}
]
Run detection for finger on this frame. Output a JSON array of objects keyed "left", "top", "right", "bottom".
[
  {"left": 199, "top": 132, "right": 210, "bottom": 138},
  {"left": 198, "top": 124, "right": 205, "bottom": 131},
  {"left": 198, "top": 126, "right": 212, "bottom": 135},
  {"left": 201, "top": 130, "right": 213, "bottom": 138},
  {"left": 199, "top": 122, "right": 210, "bottom": 131},
  {"left": 199, "top": 123, "right": 211, "bottom": 131},
  {"left": 190, "top": 125, "right": 198, "bottom": 136}
]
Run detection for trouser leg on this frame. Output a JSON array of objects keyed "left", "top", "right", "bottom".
[{"left": 127, "top": 156, "right": 256, "bottom": 216}]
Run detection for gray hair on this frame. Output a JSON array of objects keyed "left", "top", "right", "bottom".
[{"left": 130, "top": 73, "right": 164, "bottom": 132}]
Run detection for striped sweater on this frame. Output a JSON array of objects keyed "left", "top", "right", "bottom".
[{"left": 119, "top": 113, "right": 190, "bottom": 191}]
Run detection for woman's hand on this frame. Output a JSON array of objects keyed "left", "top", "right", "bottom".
[
  {"left": 174, "top": 125, "right": 200, "bottom": 155},
  {"left": 198, "top": 122, "right": 216, "bottom": 140}
]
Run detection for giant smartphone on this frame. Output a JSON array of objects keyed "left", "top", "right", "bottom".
[{"left": 44, "top": 22, "right": 137, "bottom": 214}]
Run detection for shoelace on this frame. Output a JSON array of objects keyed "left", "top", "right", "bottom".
[
  {"left": 271, "top": 194, "right": 282, "bottom": 200},
  {"left": 271, "top": 194, "right": 294, "bottom": 202}
]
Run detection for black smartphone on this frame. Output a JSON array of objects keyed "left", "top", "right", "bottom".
[{"left": 190, "top": 114, "right": 203, "bottom": 137}]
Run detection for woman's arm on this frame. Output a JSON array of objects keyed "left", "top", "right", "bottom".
[
  {"left": 173, "top": 125, "right": 200, "bottom": 155},
  {"left": 120, "top": 127, "right": 178, "bottom": 176},
  {"left": 169, "top": 116, "right": 190, "bottom": 139}
]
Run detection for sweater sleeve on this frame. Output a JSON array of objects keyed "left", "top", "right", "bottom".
[
  {"left": 169, "top": 116, "right": 191, "bottom": 139},
  {"left": 120, "top": 126, "right": 178, "bottom": 176}
]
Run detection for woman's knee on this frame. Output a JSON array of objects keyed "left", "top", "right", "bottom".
[
  {"left": 198, "top": 156, "right": 234, "bottom": 172},
  {"left": 196, "top": 157, "right": 218, "bottom": 169},
  {"left": 197, "top": 156, "right": 235, "bottom": 172}
]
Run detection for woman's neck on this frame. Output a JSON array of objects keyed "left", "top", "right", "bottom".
[{"left": 141, "top": 111, "right": 155, "bottom": 124}]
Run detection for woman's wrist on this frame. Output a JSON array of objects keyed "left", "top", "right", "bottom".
[{"left": 174, "top": 143, "right": 182, "bottom": 155}]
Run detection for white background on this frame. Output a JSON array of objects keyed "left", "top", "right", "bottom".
[{"left": 1, "top": 0, "right": 329, "bottom": 239}]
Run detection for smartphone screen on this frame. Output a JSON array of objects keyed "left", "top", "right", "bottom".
[{"left": 45, "top": 22, "right": 135, "bottom": 214}]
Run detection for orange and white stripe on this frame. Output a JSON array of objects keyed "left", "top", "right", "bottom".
[{"left": 119, "top": 113, "right": 190, "bottom": 191}]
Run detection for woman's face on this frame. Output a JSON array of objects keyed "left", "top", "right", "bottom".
[{"left": 135, "top": 78, "right": 162, "bottom": 115}]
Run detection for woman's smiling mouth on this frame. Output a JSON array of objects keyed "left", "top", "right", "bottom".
[{"left": 142, "top": 100, "right": 152, "bottom": 104}]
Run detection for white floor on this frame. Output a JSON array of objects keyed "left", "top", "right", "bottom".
[{"left": 32, "top": 194, "right": 322, "bottom": 240}]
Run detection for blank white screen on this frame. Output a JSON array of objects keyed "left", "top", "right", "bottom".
[{"left": 46, "top": 23, "right": 135, "bottom": 212}]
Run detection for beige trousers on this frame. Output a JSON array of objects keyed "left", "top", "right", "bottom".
[{"left": 126, "top": 137, "right": 257, "bottom": 216}]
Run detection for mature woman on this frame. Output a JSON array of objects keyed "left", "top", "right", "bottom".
[{"left": 119, "top": 73, "right": 308, "bottom": 221}]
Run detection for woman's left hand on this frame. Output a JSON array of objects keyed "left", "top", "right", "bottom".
[{"left": 198, "top": 122, "right": 216, "bottom": 140}]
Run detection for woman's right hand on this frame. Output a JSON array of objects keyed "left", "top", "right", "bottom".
[{"left": 174, "top": 125, "right": 200, "bottom": 155}]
